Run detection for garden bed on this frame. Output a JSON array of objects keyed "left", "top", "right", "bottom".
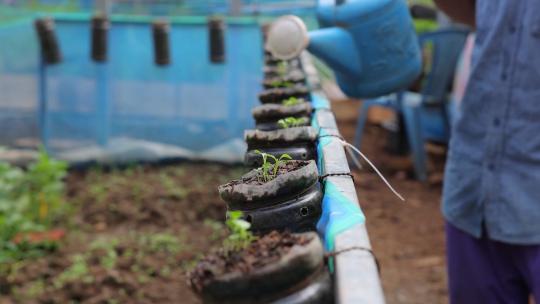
[{"left": 0, "top": 163, "right": 243, "bottom": 303}]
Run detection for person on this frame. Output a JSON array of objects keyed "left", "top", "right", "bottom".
[{"left": 434, "top": 0, "right": 540, "bottom": 303}]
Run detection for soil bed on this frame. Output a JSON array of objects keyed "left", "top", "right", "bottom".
[{"left": 0, "top": 163, "right": 244, "bottom": 304}]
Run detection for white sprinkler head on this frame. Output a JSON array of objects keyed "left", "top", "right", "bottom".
[{"left": 266, "top": 15, "right": 309, "bottom": 60}]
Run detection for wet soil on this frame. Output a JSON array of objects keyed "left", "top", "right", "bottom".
[
  {"left": 238, "top": 160, "right": 308, "bottom": 186},
  {"left": 188, "top": 231, "right": 309, "bottom": 293},
  {"left": 332, "top": 99, "right": 448, "bottom": 304},
  {"left": 0, "top": 163, "right": 245, "bottom": 304}
]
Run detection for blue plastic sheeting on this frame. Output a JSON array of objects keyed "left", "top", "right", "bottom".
[
  {"left": 0, "top": 21, "right": 39, "bottom": 146},
  {"left": 0, "top": 18, "right": 264, "bottom": 163}
]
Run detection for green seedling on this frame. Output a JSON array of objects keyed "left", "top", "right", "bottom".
[
  {"left": 277, "top": 61, "right": 288, "bottom": 77},
  {"left": 269, "top": 79, "right": 294, "bottom": 88},
  {"left": 54, "top": 254, "right": 93, "bottom": 289},
  {"left": 281, "top": 97, "right": 303, "bottom": 106},
  {"left": 254, "top": 150, "right": 292, "bottom": 183},
  {"left": 277, "top": 116, "right": 308, "bottom": 129},
  {"left": 223, "top": 211, "right": 256, "bottom": 252}
]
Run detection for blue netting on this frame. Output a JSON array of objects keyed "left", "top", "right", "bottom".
[
  {"left": 0, "top": 16, "right": 265, "bottom": 163},
  {"left": 0, "top": 0, "right": 319, "bottom": 163}
]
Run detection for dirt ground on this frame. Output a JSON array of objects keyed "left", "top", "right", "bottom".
[
  {"left": 0, "top": 164, "right": 244, "bottom": 304},
  {"left": 0, "top": 99, "right": 447, "bottom": 304},
  {"left": 332, "top": 99, "right": 448, "bottom": 304}
]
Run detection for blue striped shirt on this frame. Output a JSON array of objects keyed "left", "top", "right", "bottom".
[{"left": 443, "top": 0, "right": 540, "bottom": 244}]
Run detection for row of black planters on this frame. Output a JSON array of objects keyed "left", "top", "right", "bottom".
[{"left": 204, "top": 54, "right": 333, "bottom": 303}]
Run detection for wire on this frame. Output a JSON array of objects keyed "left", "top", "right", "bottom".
[
  {"left": 345, "top": 145, "right": 363, "bottom": 170},
  {"left": 339, "top": 139, "right": 406, "bottom": 202}
]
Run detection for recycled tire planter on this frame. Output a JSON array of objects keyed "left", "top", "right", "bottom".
[
  {"left": 263, "top": 74, "right": 307, "bottom": 89},
  {"left": 188, "top": 231, "right": 330, "bottom": 304},
  {"left": 259, "top": 86, "right": 311, "bottom": 104},
  {"left": 219, "top": 160, "right": 322, "bottom": 233},
  {"left": 244, "top": 126, "right": 318, "bottom": 167},
  {"left": 263, "top": 67, "right": 305, "bottom": 80},
  {"left": 252, "top": 102, "right": 312, "bottom": 131},
  {"left": 241, "top": 184, "right": 322, "bottom": 233}
]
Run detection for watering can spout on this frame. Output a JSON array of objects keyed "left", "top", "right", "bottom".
[
  {"left": 266, "top": 15, "right": 361, "bottom": 78},
  {"left": 307, "top": 28, "right": 362, "bottom": 78},
  {"left": 266, "top": 1, "right": 422, "bottom": 99}
]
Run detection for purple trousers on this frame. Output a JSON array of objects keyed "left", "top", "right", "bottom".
[{"left": 446, "top": 222, "right": 540, "bottom": 304}]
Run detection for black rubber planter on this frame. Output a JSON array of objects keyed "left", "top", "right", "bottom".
[
  {"left": 263, "top": 74, "right": 307, "bottom": 89},
  {"left": 265, "top": 56, "right": 301, "bottom": 67},
  {"left": 244, "top": 147, "right": 314, "bottom": 167},
  {"left": 189, "top": 231, "right": 329, "bottom": 304},
  {"left": 264, "top": 66, "right": 305, "bottom": 80},
  {"left": 252, "top": 102, "right": 312, "bottom": 131},
  {"left": 241, "top": 183, "right": 323, "bottom": 233},
  {"left": 244, "top": 127, "right": 318, "bottom": 167},
  {"left": 219, "top": 160, "right": 322, "bottom": 233},
  {"left": 259, "top": 86, "right": 311, "bottom": 104}
]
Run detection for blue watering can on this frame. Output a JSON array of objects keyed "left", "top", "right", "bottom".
[{"left": 266, "top": 0, "right": 421, "bottom": 98}]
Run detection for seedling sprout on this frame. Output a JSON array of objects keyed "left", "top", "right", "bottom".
[
  {"left": 224, "top": 210, "right": 256, "bottom": 252},
  {"left": 281, "top": 97, "right": 303, "bottom": 106},
  {"left": 254, "top": 150, "right": 292, "bottom": 182},
  {"left": 269, "top": 79, "right": 294, "bottom": 88},
  {"left": 277, "top": 116, "right": 308, "bottom": 129}
]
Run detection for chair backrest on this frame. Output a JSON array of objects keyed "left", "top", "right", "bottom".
[{"left": 418, "top": 28, "right": 470, "bottom": 104}]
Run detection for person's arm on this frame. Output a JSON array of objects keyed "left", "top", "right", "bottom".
[{"left": 434, "top": 0, "right": 476, "bottom": 28}]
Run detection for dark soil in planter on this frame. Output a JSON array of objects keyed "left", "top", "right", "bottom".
[
  {"left": 262, "top": 74, "right": 306, "bottom": 89},
  {"left": 225, "top": 160, "right": 310, "bottom": 187},
  {"left": 245, "top": 146, "right": 316, "bottom": 168},
  {"left": 252, "top": 102, "right": 313, "bottom": 131},
  {"left": 263, "top": 67, "right": 305, "bottom": 80},
  {"left": 188, "top": 231, "right": 329, "bottom": 304},
  {"left": 255, "top": 117, "right": 311, "bottom": 131},
  {"left": 259, "top": 86, "right": 311, "bottom": 104},
  {"left": 264, "top": 56, "right": 301, "bottom": 67},
  {"left": 244, "top": 127, "right": 318, "bottom": 167}
]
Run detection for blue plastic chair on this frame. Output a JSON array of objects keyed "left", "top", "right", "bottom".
[{"left": 353, "top": 28, "right": 469, "bottom": 181}]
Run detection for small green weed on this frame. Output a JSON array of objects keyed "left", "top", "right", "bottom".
[
  {"left": 159, "top": 172, "right": 188, "bottom": 199},
  {"left": 90, "top": 237, "right": 119, "bottom": 270},
  {"left": 54, "top": 254, "right": 93, "bottom": 288},
  {"left": 138, "top": 233, "right": 184, "bottom": 255},
  {"left": 223, "top": 211, "right": 256, "bottom": 252}
]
